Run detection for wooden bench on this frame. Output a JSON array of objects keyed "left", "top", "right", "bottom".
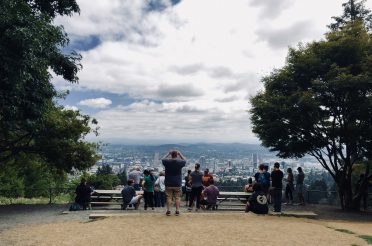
[{"left": 90, "top": 190, "right": 143, "bottom": 209}]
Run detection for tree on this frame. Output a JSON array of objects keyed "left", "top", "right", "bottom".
[
  {"left": 250, "top": 20, "right": 372, "bottom": 210},
  {"left": 96, "top": 165, "right": 114, "bottom": 175},
  {"left": 329, "top": 0, "right": 372, "bottom": 31},
  {"left": 0, "top": 0, "right": 100, "bottom": 174},
  {"left": 0, "top": 0, "right": 81, "bottom": 162},
  {"left": 117, "top": 168, "right": 128, "bottom": 185},
  {"left": 88, "top": 165, "right": 120, "bottom": 189},
  {"left": 31, "top": 104, "right": 100, "bottom": 172}
]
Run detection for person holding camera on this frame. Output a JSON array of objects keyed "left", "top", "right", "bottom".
[{"left": 162, "top": 150, "right": 187, "bottom": 216}]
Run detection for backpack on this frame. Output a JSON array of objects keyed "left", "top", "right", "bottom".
[
  {"left": 69, "top": 202, "right": 80, "bottom": 211},
  {"left": 258, "top": 172, "right": 269, "bottom": 187}
]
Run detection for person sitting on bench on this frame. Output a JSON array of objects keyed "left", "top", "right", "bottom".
[
  {"left": 200, "top": 179, "right": 219, "bottom": 210},
  {"left": 121, "top": 179, "right": 143, "bottom": 210},
  {"left": 75, "top": 178, "right": 92, "bottom": 210},
  {"left": 245, "top": 183, "right": 268, "bottom": 214}
]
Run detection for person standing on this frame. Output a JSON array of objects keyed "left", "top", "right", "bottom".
[
  {"left": 154, "top": 171, "right": 166, "bottom": 207},
  {"left": 284, "top": 168, "right": 294, "bottom": 205},
  {"left": 296, "top": 167, "right": 305, "bottom": 206},
  {"left": 142, "top": 169, "right": 155, "bottom": 210},
  {"left": 128, "top": 167, "right": 142, "bottom": 191},
  {"left": 188, "top": 163, "right": 204, "bottom": 212},
  {"left": 271, "top": 162, "right": 284, "bottom": 212},
  {"left": 202, "top": 168, "right": 214, "bottom": 187},
  {"left": 162, "top": 150, "right": 187, "bottom": 216},
  {"left": 184, "top": 170, "right": 192, "bottom": 206},
  {"left": 254, "top": 164, "right": 270, "bottom": 194}
]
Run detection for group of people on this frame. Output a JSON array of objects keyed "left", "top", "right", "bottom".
[
  {"left": 74, "top": 149, "right": 308, "bottom": 215},
  {"left": 184, "top": 165, "right": 219, "bottom": 211},
  {"left": 122, "top": 150, "right": 220, "bottom": 215},
  {"left": 245, "top": 163, "right": 305, "bottom": 214},
  {"left": 122, "top": 150, "right": 187, "bottom": 215},
  {"left": 122, "top": 170, "right": 166, "bottom": 210}
]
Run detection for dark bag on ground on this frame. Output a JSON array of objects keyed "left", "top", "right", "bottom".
[{"left": 69, "top": 202, "right": 81, "bottom": 211}]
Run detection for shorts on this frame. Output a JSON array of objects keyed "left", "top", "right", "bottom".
[
  {"left": 165, "top": 187, "right": 181, "bottom": 203},
  {"left": 128, "top": 195, "right": 141, "bottom": 205}
]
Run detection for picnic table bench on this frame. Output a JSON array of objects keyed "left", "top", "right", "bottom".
[
  {"left": 90, "top": 190, "right": 143, "bottom": 208},
  {"left": 217, "top": 191, "right": 252, "bottom": 204}
]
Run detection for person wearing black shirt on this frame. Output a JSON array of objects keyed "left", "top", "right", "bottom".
[
  {"left": 271, "top": 162, "right": 284, "bottom": 212},
  {"left": 184, "top": 170, "right": 192, "bottom": 206},
  {"left": 75, "top": 178, "right": 92, "bottom": 210}
]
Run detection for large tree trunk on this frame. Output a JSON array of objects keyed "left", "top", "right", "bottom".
[{"left": 335, "top": 170, "right": 356, "bottom": 210}]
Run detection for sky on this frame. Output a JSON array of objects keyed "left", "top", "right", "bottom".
[{"left": 53, "top": 0, "right": 372, "bottom": 144}]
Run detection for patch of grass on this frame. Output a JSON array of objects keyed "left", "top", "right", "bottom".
[
  {"left": 351, "top": 244, "right": 360, "bottom": 246},
  {"left": 335, "top": 228, "right": 355, "bottom": 234},
  {"left": 0, "top": 194, "right": 72, "bottom": 205},
  {"left": 359, "top": 235, "right": 372, "bottom": 244}
]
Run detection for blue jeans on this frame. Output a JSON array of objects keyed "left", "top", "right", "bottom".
[
  {"left": 272, "top": 188, "right": 282, "bottom": 212},
  {"left": 154, "top": 191, "right": 166, "bottom": 207}
]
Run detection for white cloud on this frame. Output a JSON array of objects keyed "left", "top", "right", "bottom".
[
  {"left": 54, "top": 0, "right": 372, "bottom": 143},
  {"left": 63, "top": 105, "right": 79, "bottom": 111},
  {"left": 91, "top": 100, "right": 256, "bottom": 143},
  {"left": 78, "top": 98, "right": 112, "bottom": 108}
]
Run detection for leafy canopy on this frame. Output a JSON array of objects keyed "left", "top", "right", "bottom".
[
  {"left": 250, "top": 20, "right": 372, "bottom": 170},
  {"left": 0, "top": 0, "right": 81, "bottom": 161}
]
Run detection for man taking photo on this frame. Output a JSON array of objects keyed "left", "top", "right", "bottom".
[{"left": 162, "top": 150, "right": 186, "bottom": 216}]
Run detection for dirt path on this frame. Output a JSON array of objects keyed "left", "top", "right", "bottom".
[{"left": 1, "top": 212, "right": 371, "bottom": 246}]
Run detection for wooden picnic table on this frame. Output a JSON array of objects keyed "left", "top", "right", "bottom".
[
  {"left": 91, "top": 190, "right": 250, "bottom": 207},
  {"left": 217, "top": 191, "right": 252, "bottom": 205},
  {"left": 93, "top": 189, "right": 143, "bottom": 197}
]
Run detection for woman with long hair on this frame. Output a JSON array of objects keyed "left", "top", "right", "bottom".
[{"left": 284, "top": 168, "right": 294, "bottom": 205}]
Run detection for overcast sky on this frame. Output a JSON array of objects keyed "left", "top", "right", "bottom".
[{"left": 53, "top": 0, "right": 372, "bottom": 144}]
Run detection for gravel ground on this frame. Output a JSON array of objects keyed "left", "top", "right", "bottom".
[
  {"left": 0, "top": 204, "right": 91, "bottom": 232},
  {"left": 0, "top": 203, "right": 372, "bottom": 246}
]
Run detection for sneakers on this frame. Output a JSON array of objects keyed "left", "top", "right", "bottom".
[
  {"left": 166, "top": 210, "right": 171, "bottom": 216},
  {"left": 175, "top": 211, "right": 180, "bottom": 216},
  {"left": 187, "top": 207, "right": 192, "bottom": 212}
]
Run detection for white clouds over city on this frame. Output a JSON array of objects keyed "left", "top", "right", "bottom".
[{"left": 54, "top": 0, "right": 371, "bottom": 144}]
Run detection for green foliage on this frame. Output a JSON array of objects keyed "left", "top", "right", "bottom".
[
  {"left": 329, "top": 0, "right": 372, "bottom": 31},
  {"left": 251, "top": 21, "right": 372, "bottom": 161},
  {"left": 88, "top": 174, "right": 120, "bottom": 190},
  {"left": 96, "top": 165, "right": 114, "bottom": 175},
  {"left": 359, "top": 235, "right": 372, "bottom": 244},
  {"left": 0, "top": 160, "right": 24, "bottom": 197},
  {"left": 335, "top": 228, "right": 356, "bottom": 234},
  {"left": 85, "top": 165, "right": 120, "bottom": 189},
  {"left": 309, "top": 180, "right": 328, "bottom": 191},
  {"left": 250, "top": 7, "right": 372, "bottom": 209},
  {"left": 0, "top": 153, "right": 72, "bottom": 199},
  {"left": 0, "top": 0, "right": 81, "bottom": 162},
  {"left": 31, "top": 104, "right": 100, "bottom": 172}
]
